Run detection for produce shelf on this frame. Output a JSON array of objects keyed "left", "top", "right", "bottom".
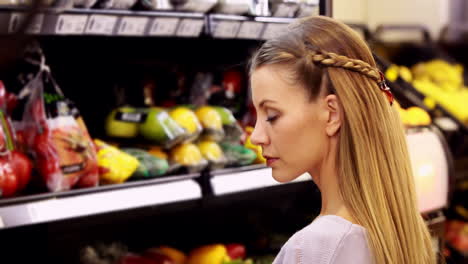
[
  {"left": 0, "top": 165, "right": 314, "bottom": 230},
  {"left": 0, "top": 173, "right": 201, "bottom": 230}
]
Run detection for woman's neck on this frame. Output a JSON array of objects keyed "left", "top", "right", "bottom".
[{"left": 312, "top": 139, "right": 355, "bottom": 224}]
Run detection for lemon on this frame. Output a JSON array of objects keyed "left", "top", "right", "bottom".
[
  {"left": 171, "top": 143, "right": 204, "bottom": 166},
  {"left": 197, "top": 140, "right": 224, "bottom": 161},
  {"left": 196, "top": 106, "right": 223, "bottom": 131},
  {"left": 385, "top": 65, "right": 399, "bottom": 82},
  {"left": 399, "top": 66, "right": 413, "bottom": 82},
  {"left": 407, "top": 107, "right": 431, "bottom": 126},
  {"left": 170, "top": 107, "right": 202, "bottom": 134}
]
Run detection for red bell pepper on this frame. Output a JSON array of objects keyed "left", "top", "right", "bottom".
[{"left": 225, "top": 244, "right": 246, "bottom": 260}]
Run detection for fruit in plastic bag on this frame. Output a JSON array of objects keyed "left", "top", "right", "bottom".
[
  {"left": 94, "top": 139, "right": 139, "bottom": 184},
  {"left": 20, "top": 70, "right": 99, "bottom": 192},
  {"left": 213, "top": 106, "right": 242, "bottom": 143},
  {"left": 170, "top": 143, "right": 207, "bottom": 172},
  {"left": 0, "top": 107, "right": 33, "bottom": 194},
  {"left": 220, "top": 142, "right": 257, "bottom": 167},
  {"left": 105, "top": 107, "right": 140, "bottom": 138},
  {"left": 195, "top": 106, "right": 224, "bottom": 141},
  {"left": 122, "top": 148, "right": 169, "bottom": 179},
  {"left": 213, "top": 106, "right": 236, "bottom": 126},
  {"left": 139, "top": 108, "right": 185, "bottom": 149},
  {"left": 148, "top": 146, "right": 168, "bottom": 160},
  {"left": 0, "top": 161, "right": 17, "bottom": 197},
  {"left": 197, "top": 140, "right": 226, "bottom": 169},
  {"left": 169, "top": 106, "right": 202, "bottom": 143}
]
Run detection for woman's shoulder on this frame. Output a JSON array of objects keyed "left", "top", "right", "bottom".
[{"left": 273, "top": 215, "right": 373, "bottom": 264}]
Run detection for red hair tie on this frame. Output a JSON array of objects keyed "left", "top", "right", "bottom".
[{"left": 378, "top": 71, "right": 394, "bottom": 106}]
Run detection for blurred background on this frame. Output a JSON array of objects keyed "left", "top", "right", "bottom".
[{"left": 0, "top": 0, "right": 466, "bottom": 263}]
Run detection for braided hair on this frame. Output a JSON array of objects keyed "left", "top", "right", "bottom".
[{"left": 304, "top": 43, "right": 381, "bottom": 82}]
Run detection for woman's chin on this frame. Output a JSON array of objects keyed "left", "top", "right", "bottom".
[{"left": 271, "top": 169, "right": 301, "bottom": 183}]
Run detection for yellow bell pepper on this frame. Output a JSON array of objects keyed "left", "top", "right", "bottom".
[
  {"left": 187, "top": 244, "right": 230, "bottom": 264},
  {"left": 94, "top": 139, "right": 139, "bottom": 184}
]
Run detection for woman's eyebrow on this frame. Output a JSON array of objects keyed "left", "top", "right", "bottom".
[{"left": 259, "top": 99, "right": 276, "bottom": 108}]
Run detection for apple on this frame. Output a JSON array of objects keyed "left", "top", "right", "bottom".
[
  {"left": 139, "top": 108, "right": 184, "bottom": 147},
  {"left": 105, "top": 107, "right": 139, "bottom": 138}
]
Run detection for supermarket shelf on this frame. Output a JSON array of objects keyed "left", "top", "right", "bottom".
[
  {"left": 0, "top": 173, "right": 200, "bottom": 207},
  {"left": 208, "top": 14, "right": 294, "bottom": 39},
  {"left": 211, "top": 166, "right": 311, "bottom": 195},
  {"left": 0, "top": 7, "right": 206, "bottom": 36},
  {"left": 0, "top": 165, "right": 314, "bottom": 230},
  {"left": 0, "top": 7, "right": 295, "bottom": 39},
  {"left": 0, "top": 176, "right": 202, "bottom": 230}
]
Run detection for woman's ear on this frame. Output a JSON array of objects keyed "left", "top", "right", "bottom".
[{"left": 325, "top": 94, "right": 341, "bottom": 137}]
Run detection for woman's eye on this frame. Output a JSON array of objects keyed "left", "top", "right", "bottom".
[{"left": 266, "top": 115, "right": 278, "bottom": 123}]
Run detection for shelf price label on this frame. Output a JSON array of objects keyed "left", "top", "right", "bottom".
[
  {"left": 148, "top": 17, "right": 180, "bottom": 36},
  {"left": 237, "top": 21, "right": 264, "bottom": 39},
  {"left": 261, "top": 23, "right": 288, "bottom": 40},
  {"left": 176, "top": 18, "right": 204, "bottom": 37},
  {"left": 117, "top": 17, "right": 149, "bottom": 36},
  {"left": 55, "top": 14, "right": 88, "bottom": 35},
  {"left": 213, "top": 20, "right": 241, "bottom": 39},
  {"left": 8, "top": 12, "right": 44, "bottom": 34},
  {"left": 85, "top": 15, "right": 117, "bottom": 35}
]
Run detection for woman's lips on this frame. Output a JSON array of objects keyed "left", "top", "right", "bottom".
[{"left": 264, "top": 157, "right": 279, "bottom": 167}]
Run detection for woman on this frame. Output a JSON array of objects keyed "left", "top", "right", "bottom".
[{"left": 249, "top": 16, "right": 436, "bottom": 264}]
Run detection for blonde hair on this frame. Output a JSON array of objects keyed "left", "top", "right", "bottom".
[{"left": 250, "top": 16, "right": 436, "bottom": 264}]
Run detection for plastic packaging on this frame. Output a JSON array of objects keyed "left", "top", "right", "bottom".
[
  {"left": 139, "top": 107, "right": 186, "bottom": 149},
  {"left": 169, "top": 106, "right": 202, "bottom": 143},
  {"left": 105, "top": 106, "right": 140, "bottom": 139},
  {"left": 220, "top": 142, "right": 257, "bottom": 167},
  {"left": 122, "top": 148, "right": 169, "bottom": 179},
  {"left": 195, "top": 106, "right": 224, "bottom": 142},
  {"left": 213, "top": 106, "right": 242, "bottom": 142},
  {"left": 20, "top": 69, "right": 99, "bottom": 192},
  {"left": 197, "top": 140, "right": 227, "bottom": 169},
  {"left": 170, "top": 143, "right": 208, "bottom": 173},
  {"left": 94, "top": 139, "right": 139, "bottom": 184}
]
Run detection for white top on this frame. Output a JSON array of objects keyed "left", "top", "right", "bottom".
[{"left": 272, "top": 215, "right": 374, "bottom": 264}]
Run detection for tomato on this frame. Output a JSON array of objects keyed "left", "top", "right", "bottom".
[
  {"left": 10, "top": 151, "right": 32, "bottom": 191},
  {"left": 0, "top": 161, "right": 18, "bottom": 197}
]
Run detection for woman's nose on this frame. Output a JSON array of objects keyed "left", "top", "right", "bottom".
[{"left": 250, "top": 122, "right": 269, "bottom": 146}]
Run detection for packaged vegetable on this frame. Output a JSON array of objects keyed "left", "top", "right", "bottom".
[
  {"left": 94, "top": 139, "right": 139, "bottom": 184},
  {"left": 122, "top": 148, "right": 169, "bottom": 179},
  {"left": 220, "top": 142, "right": 257, "bottom": 167}
]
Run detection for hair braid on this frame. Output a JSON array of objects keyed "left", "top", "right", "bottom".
[{"left": 306, "top": 48, "right": 381, "bottom": 82}]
